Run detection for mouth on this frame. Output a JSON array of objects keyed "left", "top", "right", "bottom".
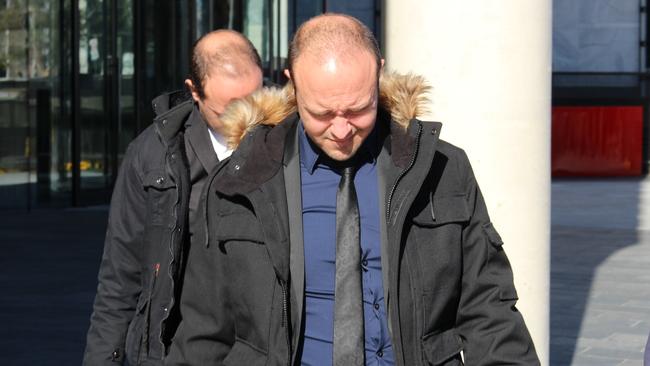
[{"left": 330, "top": 136, "right": 354, "bottom": 145}]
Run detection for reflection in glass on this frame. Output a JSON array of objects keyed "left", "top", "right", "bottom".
[
  {"left": 118, "top": 0, "right": 135, "bottom": 167},
  {"left": 0, "top": 0, "right": 69, "bottom": 209},
  {"left": 553, "top": 0, "right": 640, "bottom": 73},
  {"left": 78, "top": 0, "right": 110, "bottom": 203}
]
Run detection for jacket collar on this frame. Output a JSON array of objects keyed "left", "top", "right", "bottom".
[
  {"left": 213, "top": 71, "right": 432, "bottom": 196},
  {"left": 153, "top": 100, "right": 194, "bottom": 144},
  {"left": 218, "top": 70, "right": 431, "bottom": 149},
  {"left": 184, "top": 105, "right": 219, "bottom": 172}
]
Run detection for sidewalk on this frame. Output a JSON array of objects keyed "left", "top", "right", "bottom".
[
  {"left": 551, "top": 179, "right": 650, "bottom": 365},
  {"left": 0, "top": 207, "right": 108, "bottom": 365},
  {"left": 1, "top": 180, "right": 649, "bottom": 365}
]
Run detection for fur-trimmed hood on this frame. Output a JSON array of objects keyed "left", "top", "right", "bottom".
[{"left": 219, "top": 70, "right": 431, "bottom": 149}]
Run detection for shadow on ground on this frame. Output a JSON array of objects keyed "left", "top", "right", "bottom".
[
  {"left": 551, "top": 179, "right": 650, "bottom": 365},
  {"left": 0, "top": 208, "right": 107, "bottom": 365}
]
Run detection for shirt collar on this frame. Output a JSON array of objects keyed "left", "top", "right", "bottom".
[
  {"left": 298, "top": 120, "right": 379, "bottom": 175},
  {"left": 208, "top": 127, "right": 233, "bottom": 161}
]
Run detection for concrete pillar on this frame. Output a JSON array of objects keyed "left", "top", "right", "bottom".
[{"left": 384, "top": 2, "right": 551, "bottom": 364}]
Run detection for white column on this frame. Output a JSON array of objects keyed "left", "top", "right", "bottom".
[{"left": 384, "top": 2, "right": 551, "bottom": 364}]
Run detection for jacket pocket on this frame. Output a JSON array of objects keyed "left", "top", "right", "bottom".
[
  {"left": 482, "top": 222, "right": 518, "bottom": 301},
  {"left": 142, "top": 170, "right": 176, "bottom": 225},
  {"left": 411, "top": 194, "right": 468, "bottom": 295},
  {"left": 412, "top": 194, "right": 470, "bottom": 227},
  {"left": 421, "top": 328, "right": 464, "bottom": 365},
  {"left": 223, "top": 338, "right": 268, "bottom": 366},
  {"left": 210, "top": 212, "right": 265, "bottom": 247},
  {"left": 125, "top": 295, "right": 149, "bottom": 365}
]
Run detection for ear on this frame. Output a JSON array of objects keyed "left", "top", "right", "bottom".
[
  {"left": 283, "top": 68, "right": 291, "bottom": 80},
  {"left": 184, "top": 79, "right": 201, "bottom": 102}
]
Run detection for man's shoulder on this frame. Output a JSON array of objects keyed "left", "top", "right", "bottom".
[
  {"left": 427, "top": 137, "right": 476, "bottom": 191},
  {"left": 121, "top": 124, "right": 167, "bottom": 172},
  {"left": 437, "top": 138, "right": 467, "bottom": 157},
  {"left": 416, "top": 121, "right": 469, "bottom": 165},
  {"left": 128, "top": 124, "right": 161, "bottom": 154}
]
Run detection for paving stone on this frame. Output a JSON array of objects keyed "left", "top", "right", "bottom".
[{"left": 551, "top": 179, "right": 650, "bottom": 366}]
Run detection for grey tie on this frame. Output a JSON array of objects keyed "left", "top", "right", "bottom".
[{"left": 333, "top": 165, "right": 365, "bottom": 365}]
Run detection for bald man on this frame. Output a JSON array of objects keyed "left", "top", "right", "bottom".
[
  {"left": 167, "top": 14, "right": 538, "bottom": 366},
  {"left": 83, "top": 30, "right": 263, "bottom": 366}
]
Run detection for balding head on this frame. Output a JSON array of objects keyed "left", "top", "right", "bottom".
[
  {"left": 287, "top": 13, "right": 381, "bottom": 80},
  {"left": 185, "top": 30, "right": 263, "bottom": 135},
  {"left": 284, "top": 14, "right": 384, "bottom": 162},
  {"left": 188, "top": 29, "right": 262, "bottom": 99}
]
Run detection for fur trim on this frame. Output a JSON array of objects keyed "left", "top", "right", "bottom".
[
  {"left": 378, "top": 70, "right": 430, "bottom": 128},
  {"left": 220, "top": 70, "right": 430, "bottom": 148},
  {"left": 221, "top": 82, "right": 296, "bottom": 148}
]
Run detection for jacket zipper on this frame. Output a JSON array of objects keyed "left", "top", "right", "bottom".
[
  {"left": 386, "top": 122, "right": 423, "bottom": 223},
  {"left": 384, "top": 122, "right": 422, "bottom": 366},
  {"left": 279, "top": 279, "right": 291, "bottom": 366},
  {"left": 144, "top": 262, "right": 160, "bottom": 357},
  {"left": 162, "top": 142, "right": 183, "bottom": 354}
]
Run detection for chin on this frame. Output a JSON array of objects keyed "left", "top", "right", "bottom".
[{"left": 324, "top": 147, "right": 359, "bottom": 162}]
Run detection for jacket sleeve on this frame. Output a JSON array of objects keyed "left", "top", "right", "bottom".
[
  {"left": 455, "top": 152, "right": 540, "bottom": 365},
  {"left": 165, "top": 180, "right": 234, "bottom": 365},
  {"left": 83, "top": 142, "right": 146, "bottom": 365}
]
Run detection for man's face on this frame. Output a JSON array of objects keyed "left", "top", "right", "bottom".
[
  {"left": 188, "top": 68, "right": 263, "bottom": 133},
  {"left": 290, "top": 51, "right": 379, "bottom": 161}
]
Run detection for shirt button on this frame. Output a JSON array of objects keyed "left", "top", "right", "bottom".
[
  {"left": 377, "top": 350, "right": 383, "bottom": 358},
  {"left": 374, "top": 303, "right": 380, "bottom": 310}
]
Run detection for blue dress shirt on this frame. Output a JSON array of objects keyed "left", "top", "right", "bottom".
[{"left": 298, "top": 122, "right": 394, "bottom": 366}]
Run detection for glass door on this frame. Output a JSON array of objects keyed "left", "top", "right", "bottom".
[
  {"left": 76, "top": 0, "right": 109, "bottom": 204},
  {"left": 73, "top": 0, "right": 134, "bottom": 205}
]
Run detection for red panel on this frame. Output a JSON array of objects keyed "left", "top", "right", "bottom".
[{"left": 552, "top": 106, "right": 643, "bottom": 177}]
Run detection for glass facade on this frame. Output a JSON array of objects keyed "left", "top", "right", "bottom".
[
  {"left": 0, "top": 0, "right": 379, "bottom": 209},
  {"left": 552, "top": 0, "right": 650, "bottom": 176},
  {"left": 552, "top": 0, "right": 645, "bottom": 90}
]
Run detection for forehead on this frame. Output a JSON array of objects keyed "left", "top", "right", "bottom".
[
  {"left": 293, "top": 51, "right": 378, "bottom": 110},
  {"left": 202, "top": 69, "right": 262, "bottom": 106}
]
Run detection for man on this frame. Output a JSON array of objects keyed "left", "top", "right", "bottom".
[
  {"left": 167, "top": 14, "right": 539, "bottom": 366},
  {"left": 83, "top": 30, "right": 263, "bottom": 366}
]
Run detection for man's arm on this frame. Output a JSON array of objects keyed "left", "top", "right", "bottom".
[
  {"left": 455, "top": 152, "right": 540, "bottom": 365},
  {"left": 165, "top": 185, "right": 234, "bottom": 365},
  {"left": 83, "top": 142, "right": 146, "bottom": 365}
]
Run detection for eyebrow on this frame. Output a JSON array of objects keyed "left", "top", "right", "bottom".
[{"left": 305, "top": 95, "right": 376, "bottom": 116}]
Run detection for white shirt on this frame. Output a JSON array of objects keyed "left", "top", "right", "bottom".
[{"left": 208, "top": 128, "right": 233, "bottom": 161}]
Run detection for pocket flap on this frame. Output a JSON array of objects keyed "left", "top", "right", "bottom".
[
  {"left": 143, "top": 170, "right": 175, "bottom": 189},
  {"left": 422, "top": 328, "right": 464, "bottom": 365},
  {"left": 223, "top": 338, "right": 268, "bottom": 366},
  {"left": 413, "top": 194, "right": 470, "bottom": 226},
  {"left": 482, "top": 222, "right": 504, "bottom": 247},
  {"left": 211, "top": 212, "right": 265, "bottom": 245}
]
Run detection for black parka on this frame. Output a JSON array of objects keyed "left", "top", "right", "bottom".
[
  {"left": 166, "top": 73, "right": 540, "bottom": 366},
  {"left": 84, "top": 92, "right": 195, "bottom": 366}
]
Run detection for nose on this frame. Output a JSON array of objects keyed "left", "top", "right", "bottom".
[{"left": 330, "top": 117, "right": 353, "bottom": 141}]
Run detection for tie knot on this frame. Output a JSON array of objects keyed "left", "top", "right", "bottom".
[{"left": 341, "top": 165, "right": 355, "bottom": 178}]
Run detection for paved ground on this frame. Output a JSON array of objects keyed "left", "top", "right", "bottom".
[
  {"left": 551, "top": 179, "right": 650, "bottom": 366},
  {"left": 1, "top": 180, "right": 649, "bottom": 365},
  {"left": 0, "top": 207, "right": 108, "bottom": 366}
]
